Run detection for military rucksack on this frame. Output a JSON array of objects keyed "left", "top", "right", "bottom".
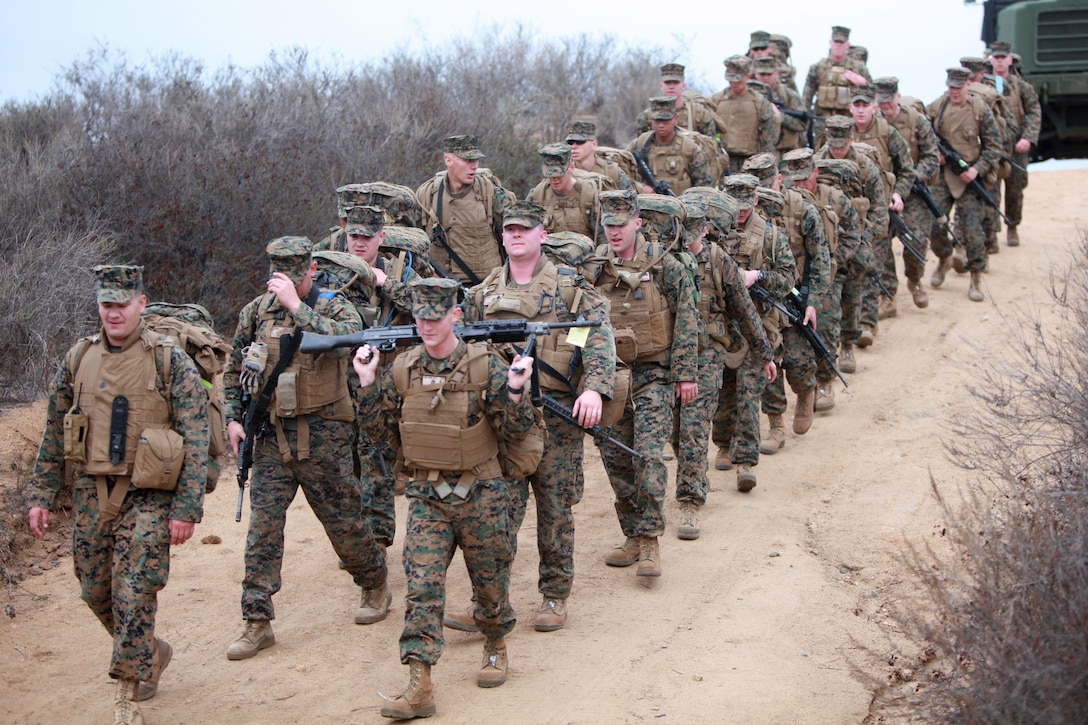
[
  {"left": 381, "top": 226, "right": 437, "bottom": 279},
  {"left": 312, "top": 250, "right": 379, "bottom": 325},
  {"left": 682, "top": 187, "right": 738, "bottom": 241},
  {"left": 541, "top": 231, "right": 598, "bottom": 269},
  {"left": 338, "top": 181, "right": 423, "bottom": 228},
  {"left": 594, "top": 147, "right": 639, "bottom": 185}
]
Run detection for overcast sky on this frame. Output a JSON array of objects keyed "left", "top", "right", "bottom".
[{"left": 4, "top": 0, "right": 993, "bottom": 107}]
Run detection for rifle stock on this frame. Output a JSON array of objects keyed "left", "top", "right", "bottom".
[{"left": 934, "top": 133, "right": 1014, "bottom": 225}]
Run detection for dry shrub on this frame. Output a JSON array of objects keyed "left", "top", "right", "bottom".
[{"left": 891, "top": 231, "right": 1088, "bottom": 723}]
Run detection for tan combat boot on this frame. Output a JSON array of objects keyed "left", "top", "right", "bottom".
[
  {"left": 356, "top": 579, "right": 392, "bottom": 624},
  {"left": 713, "top": 447, "right": 733, "bottom": 470},
  {"left": 931, "top": 256, "right": 952, "bottom": 288},
  {"left": 759, "top": 414, "right": 786, "bottom": 455},
  {"left": 793, "top": 387, "right": 815, "bottom": 434},
  {"left": 478, "top": 637, "right": 508, "bottom": 688},
  {"left": 951, "top": 245, "right": 967, "bottom": 273},
  {"left": 907, "top": 278, "right": 929, "bottom": 309},
  {"left": 637, "top": 536, "right": 661, "bottom": 577},
  {"left": 677, "top": 501, "right": 701, "bottom": 540},
  {"left": 114, "top": 678, "right": 145, "bottom": 725},
  {"left": 857, "top": 326, "right": 875, "bottom": 348},
  {"left": 985, "top": 235, "right": 999, "bottom": 255},
  {"left": 1007, "top": 225, "right": 1020, "bottom": 246},
  {"left": 226, "top": 620, "right": 275, "bottom": 660},
  {"left": 839, "top": 344, "right": 856, "bottom": 374},
  {"left": 533, "top": 597, "right": 568, "bottom": 632},
  {"left": 381, "top": 660, "right": 436, "bottom": 719},
  {"left": 878, "top": 295, "right": 897, "bottom": 320},
  {"left": 815, "top": 383, "right": 836, "bottom": 412},
  {"left": 604, "top": 537, "right": 640, "bottom": 567},
  {"left": 443, "top": 603, "right": 479, "bottom": 632},
  {"left": 136, "top": 635, "right": 172, "bottom": 701},
  {"left": 968, "top": 272, "right": 984, "bottom": 302},
  {"left": 737, "top": 463, "right": 757, "bottom": 492}
]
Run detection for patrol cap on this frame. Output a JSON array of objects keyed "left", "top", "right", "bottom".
[
  {"left": 503, "top": 199, "right": 546, "bottom": 229},
  {"left": 749, "top": 30, "right": 771, "bottom": 50},
  {"left": 722, "top": 174, "right": 759, "bottom": 211},
  {"left": 825, "top": 115, "right": 855, "bottom": 148},
  {"left": 344, "top": 205, "right": 384, "bottom": 237},
  {"left": 848, "top": 45, "right": 868, "bottom": 63},
  {"left": 600, "top": 189, "right": 639, "bottom": 226},
  {"left": 660, "top": 63, "right": 685, "bottom": 82},
  {"left": 831, "top": 25, "right": 851, "bottom": 42},
  {"left": 94, "top": 265, "right": 144, "bottom": 304},
  {"left": 742, "top": 152, "right": 778, "bottom": 186},
  {"left": 724, "top": 55, "right": 751, "bottom": 82},
  {"left": 335, "top": 183, "right": 368, "bottom": 218},
  {"left": 815, "top": 157, "right": 860, "bottom": 185},
  {"left": 410, "top": 277, "right": 460, "bottom": 321},
  {"left": 680, "top": 198, "right": 707, "bottom": 243},
  {"left": 989, "top": 40, "right": 1012, "bottom": 57},
  {"left": 649, "top": 96, "right": 677, "bottom": 121},
  {"left": 565, "top": 120, "right": 597, "bottom": 143},
  {"left": 945, "top": 67, "right": 971, "bottom": 88},
  {"left": 873, "top": 77, "right": 900, "bottom": 102},
  {"left": 960, "top": 56, "right": 988, "bottom": 74},
  {"left": 781, "top": 147, "right": 816, "bottom": 182},
  {"left": 539, "top": 142, "right": 572, "bottom": 178},
  {"left": 746, "top": 79, "right": 770, "bottom": 98},
  {"left": 753, "top": 56, "right": 781, "bottom": 75},
  {"left": 850, "top": 84, "right": 875, "bottom": 104},
  {"left": 266, "top": 236, "right": 314, "bottom": 285},
  {"left": 756, "top": 187, "right": 785, "bottom": 217},
  {"left": 682, "top": 187, "right": 737, "bottom": 235},
  {"left": 443, "top": 134, "right": 485, "bottom": 160},
  {"left": 769, "top": 34, "right": 792, "bottom": 57}
]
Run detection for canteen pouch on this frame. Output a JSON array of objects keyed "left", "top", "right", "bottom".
[
  {"left": 63, "top": 410, "right": 89, "bottom": 464},
  {"left": 131, "top": 428, "right": 185, "bottom": 491},
  {"left": 613, "top": 329, "right": 639, "bottom": 363}
]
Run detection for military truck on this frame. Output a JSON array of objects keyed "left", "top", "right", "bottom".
[{"left": 973, "top": 0, "right": 1088, "bottom": 160}]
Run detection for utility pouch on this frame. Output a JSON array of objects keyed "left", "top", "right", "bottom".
[
  {"left": 63, "top": 411, "right": 89, "bottom": 464},
  {"left": 109, "top": 396, "right": 129, "bottom": 465},
  {"left": 276, "top": 371, "right": 299, "bottom": 416},
  {"left": 131, "top": 428, "right": 185, "bottom": 491}
]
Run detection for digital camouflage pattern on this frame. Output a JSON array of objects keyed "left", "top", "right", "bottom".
[
  {"left": 627, "top": 128, "right": 714, "bottom": 194},
  {"left": 266, "top": 236, "right": 314, "bottom": 285},
  {"left": 93, "top": 264, "right": 143, "bottom": 303}
]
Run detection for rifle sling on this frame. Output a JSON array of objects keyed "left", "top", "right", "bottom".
[{"left": 435, "top": 179, "right": 484, "bottom": 286}]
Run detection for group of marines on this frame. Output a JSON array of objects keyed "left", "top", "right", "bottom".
[{"left": 27, "top": 23, "right": 1040, "bottom": 724}]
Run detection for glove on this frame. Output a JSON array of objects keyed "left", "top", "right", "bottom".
[{"left": 240, "top": 342, "right": 268, "bottom": 396}]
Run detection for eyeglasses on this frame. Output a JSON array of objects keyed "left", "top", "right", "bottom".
[{"left": 567, "top": 139, "right": 588, "bottom": 146}]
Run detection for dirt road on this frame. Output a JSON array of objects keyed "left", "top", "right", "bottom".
[{"left": 2, "top": 170, "right": 1081, "bottom": 724}]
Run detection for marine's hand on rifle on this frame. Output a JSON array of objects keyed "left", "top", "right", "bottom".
[
  {"left": 508, "top": 354, "right": 534, "bottom": 396},
  {"left": 743, "top": 269, "right": 760, "bottom": 288},
  {"left": 1015, "top": 138, "right": 1031, "bottom": 154},
  {"left": 960, "top": 166, "right": 979, "bottom": 184},
  {"left": 889, "top": 192, "right": 904, "bottom": 213},
  {"left": 677, "top": 381, "right": 698, "bottom": 406},
  {"left": 763, "top": 360, "right": 778, "bottom": 384},
  {"left": 640, "top": 183, "right": 655, "bottom": 195},
  {"left": 227, "top": 420, "right": 246, "bottom": 458},
  {"left": 804, "top": 305, "right": 817, "bottom": 327},
  {"left": 571, "top": 389, "right": 603, "bottom": 429},
  {"left": 353, "top": 344, "right": 380, "bottom": 387}
]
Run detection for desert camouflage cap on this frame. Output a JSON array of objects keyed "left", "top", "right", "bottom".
[
  {"left": 600, "top": 189, "right": 639, "bottom": 226},
  {"left": 335, "top": 183, "right": 369, "bottom": 218},
  {"left": 724, "top": 55, "right": 751, "bottom": 82},
  {"left": 443, "top": 134, "right": 485, "bottom": 160},
  {"left": 769, "top": 34, "right": 792, "bottom": 55},
  {"left": 94, "top": 265, "right": 144, "bottom": 304},
  {"left": 649, "top": 96, "right": 677, "bottom": 121},
  {"left": 503, "top": 199, "right": 546, "bottom": 229},
  {"left": 873, "top": 77, "right": 899, "bottom": 101},
  {"left": 749, "top": 30, "right": 771, "bottom": 49},
  {"left": 660, "top": 63, "right": 685, "bottom": 82},
  {"left": 825, "top": 115, "right": 854, "bottom": 148},
  {"left": 756, "top": 187, "right": 785, "bottom": 216},
  {"left": 266, "top": 236, "right": 314, "bottom": 285},
  {"left": 831, "top": 25, "right": 851, "bottom": 42},
  {"left": 816, "top": 157, "right": 860, "bottom": 185},
  {"left": 682, "top": 187, "right": 737, "bottom": 235},
  {"left": 680, "top": 198, "right": 707, "bottom": 243},
  {"left": 945, "top": 67, "right": 971, "bottom": 88},
  {"left": 539, "top": 142, "right": 572, "bottom": 178},
  {"left": 959, "top": 56, "right": 988, "bottom": 75},
  {"left": 990, "top": 40, "right": 1012, "bottom": 57},
  {"left": 410, "top": 277, "right": 460, "bottom": 321},
  {"left": 781, "top": 147, "right": 816, "bottom": 181},
  {"left": 344, "top": 205, "right": 384, "bottom": 237},
  {"left": 850, "top": 84, "right": 875, "bottom": 104},
  {"left": 753, "top": 56, "right": 780, "bottom": 74},
  {"left": 565, "top": 120, "right": 597, "bottom": 142},
  {"left": 742, "top": 152, "right": 778, "bottom": 185},
  {"left": 722, "top": 174, "right": 759, "bottom": 211}
]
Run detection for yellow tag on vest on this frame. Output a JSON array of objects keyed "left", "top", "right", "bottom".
[{"left": 565, "top": 326, "right": 590, "bottom": 348}]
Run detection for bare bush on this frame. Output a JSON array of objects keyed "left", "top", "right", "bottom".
[{"left": 890, "top": 232, "right": 1088, "bottom": 723}]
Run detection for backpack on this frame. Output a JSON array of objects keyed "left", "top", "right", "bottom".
[
  {"left": 682, "top": 187, "right": 738, "bottom": 240},
  {"left": 542, "top": 231, "right": 598, "bottom": 269},
  {"left": 338, "top": 181, "right": 423, "bottom": 228},
  {"left": 312, "top": 251, "right": 378, "bottom": 324},
  {"left": 381, "top": 226, "right": 437, "bottom": 279},
  {"left": 594, "top": 146, "right": 639, "bottom": 185}
]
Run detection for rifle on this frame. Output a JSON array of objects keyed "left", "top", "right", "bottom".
[
  {"left": 750, "top": 284, "right": 849, "bottom": 388},
  {"left": 300, "top": 319, "right": 600, "bottom": 356},
  {"left": 933, "top": 132, "right": 1014, "bottom": 225},
  {"left": 236, "top": 330, "right": 302, "bottom": 522},
  {"left": 634, "top": 139, "right": 676, "bottom": 196},
  {"left": 1001, "top": 153, "right": 1028, "bottom": 173},
  {"left": 772, "top": 101, "right": 815, "bottom": 149},
  {"left": 888, "top": 211, "right": 927, "bottom": 265},
  {"left": 429, "top": 222, "right": 484, "bottom": 287},
  {"left": 911, "top": 181, "right": 954, "bottom": 237},
  {"left": 427, "top": 256, "right": 473, "bottom": 300},
  {"left": 869, "top": 269, "right": 893, "bottom": 299}
]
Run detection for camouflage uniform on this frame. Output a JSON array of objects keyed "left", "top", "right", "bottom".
[
  {"left": 416, "top": 135, "right": 513, "bottom": 286},
  {"left": 464, "top": 202, "right": 616, "bottom": 602},
  {"left": 673, "top": 196, "right": 772, "bottom": 506},
  {"left": 628, "top": 98, "right": 713, "bottom": 194},
  {"left": 713, "top": 176, "right": 796, "bottom": 469},
  {"left": 803, "top": 26, "right": 873, "bottom": 119},
  {"left": 27, "top": 266, "right": 209, "bottom": 687},
  {"left": 753, "top": 57, "right": 807, "bottom": 153},
  {"left": 224, "top": 238, "right": 386, "bottom": 623},
  {"left": 991, "top": 42, "right": 1041, "bottom": 233},
  {"left": 712, "top": 56, "right": 780, "bottom": 173},
  {"left": 589, "top": 192, "right": 700, "bottom": 542},
  {"left": 635, "top": 64, "right": 722, "bottom": 138},
  {"left": 358, "top": 280, "right": 536, "bottom": 665},
  {"left": 926, "top": 69, "right": 1004, "bottom": 276},
  {"left": 565, "top": 120, "right": 635, "bottom": 191},
  {"left": 526, "top": 143, "right": 603, "bottom": 240}
]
